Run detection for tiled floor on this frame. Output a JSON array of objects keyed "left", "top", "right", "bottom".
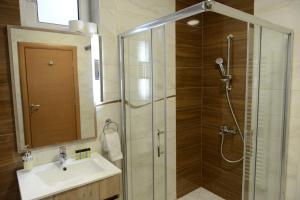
[{"left": 178, "top": 187, "right": 225, "bottom": 200}]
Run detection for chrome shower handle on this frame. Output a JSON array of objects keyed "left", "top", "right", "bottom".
[{"left": 157, "top": 129, "right": 165, "bottom": 157}]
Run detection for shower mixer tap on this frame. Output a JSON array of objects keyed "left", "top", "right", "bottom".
[{"left": 219, "top": 125, "right": 237, "bottom": 135}]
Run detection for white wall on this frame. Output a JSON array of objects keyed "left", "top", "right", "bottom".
[{"left": 255, "top": 0, "right": 300, "bottom": 199}]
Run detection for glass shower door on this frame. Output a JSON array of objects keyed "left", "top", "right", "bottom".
[
  {"left": 123, "top": 26, "right": 167, "bottom": 200},
  {"left": 244, "top": 24, "right": 290, "bottom": 200},
  {"left": 152, "top": 26, "right": 167, "bottom": 200}
]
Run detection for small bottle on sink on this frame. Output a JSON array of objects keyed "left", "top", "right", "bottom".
[{"left": 22, "top": 145, "right": 33, "bottom": 171}]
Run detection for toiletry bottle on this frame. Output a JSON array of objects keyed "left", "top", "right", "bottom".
[
  {"left": 87, "top": 148, "right": 91, "bottom": 158},
  {"left": 75, "top": 150, "right": 80, "bottom": 160},
  {"left": 22, "top": 146, "right": 33, "bottom": 171}
]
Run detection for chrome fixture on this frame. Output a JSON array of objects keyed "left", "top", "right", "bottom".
[
  {"left": 102, "top": 118, "right": 119, "bottom": 135},
  {"left": 216, "top": 34, "right": 244, "bottom": 163},
  {"left": 157, "top": 129, "right": 165, "bottom": 157},
  {"left": 58, "top": 146, "right": 67, "bottom": 170},
  {"left": 215, "top": 56, "right": 232, "bottom": 90},
  {"left": 219, "top": 125, "right": 236, "bottom": 135},
  {"left": 215, "top": 57, "right": 226, "bottom": 77},
  {"left": 226, "top": 34, "right": 233, "bottom": 75}
]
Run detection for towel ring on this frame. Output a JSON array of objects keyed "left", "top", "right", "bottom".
[{"left": 103, "top": 119, "right": 119, "bottom": 135}]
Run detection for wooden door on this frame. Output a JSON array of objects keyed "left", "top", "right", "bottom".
[{"left": 18, "top": 42, "right": 81, "bottom": 148}]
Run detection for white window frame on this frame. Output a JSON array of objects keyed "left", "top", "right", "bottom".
[{"left": 19, "top": 0, "right": 96, "bottom": 30}]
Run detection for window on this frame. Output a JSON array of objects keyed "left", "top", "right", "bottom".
[{"left": 37, "top": 0, "right": 79, "bottom": 25}]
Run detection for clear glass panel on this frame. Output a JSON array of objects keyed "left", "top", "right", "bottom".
[
  {"left": 244, "top": 24, "right": 289, "bottom": 200},
  {"left": 152, "top": 26, "right": 167, "bottom": 200},
  {"left": 124, "top": 30, "right": 154, "bottom": 200},
  {"left": 254, "top": 27, "right": 288, "bottom": 200},
  {"left": 123, "top": 26, "right": 167, "bottom": 200},
  {"left": 244, "top": 24, "right": 262, "bottom": 200},
  {"left": 37, "top": 0, "right": 79, "bottom": 25}
]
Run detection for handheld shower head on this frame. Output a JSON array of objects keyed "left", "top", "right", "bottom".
[
  {"left": 215, "top": 57, "right": 226, "bottom": 77},
  {"left": 215, "top": 57, "right": 223, "bottom": 65}
]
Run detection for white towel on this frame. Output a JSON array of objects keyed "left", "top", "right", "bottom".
[{"left": 102, "top": 130, "right": 123, "bottom": 162}]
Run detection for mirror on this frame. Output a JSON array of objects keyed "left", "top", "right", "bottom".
[{"left": 8, "top": 27, "right": 100, "bottom": 151}]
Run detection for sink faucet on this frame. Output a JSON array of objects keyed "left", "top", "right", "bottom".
[{"left": 58, "top": 146, "right": 67, "bottom": 170}]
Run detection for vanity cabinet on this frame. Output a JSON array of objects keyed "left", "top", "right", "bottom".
[{"left": 43, "top": 175, "right": 120, "bottom": 200}]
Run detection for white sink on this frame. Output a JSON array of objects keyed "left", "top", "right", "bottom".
[
  {"left": 36, "top": 159, "right": 104, "bottom": 186},
  {"left": 17, "top": 153, "right": 121, "bottom": 200}
]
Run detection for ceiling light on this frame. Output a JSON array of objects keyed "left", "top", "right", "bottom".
[{"left": 187, "top": 19, "right": 200, "bottom": 26}]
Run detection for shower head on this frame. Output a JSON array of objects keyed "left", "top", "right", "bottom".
[
  {"left": 215, "top": 57, "right": 226, "bottom": 77},
  {"left": 215, "top": 57, "right": 223, "bottom": 65}
]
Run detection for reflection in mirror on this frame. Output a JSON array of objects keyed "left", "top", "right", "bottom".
[{"left": 8, "top": 27, "right": 100, "bottom": 151}]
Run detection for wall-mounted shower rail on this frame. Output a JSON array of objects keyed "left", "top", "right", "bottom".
[
  {"left": 119, "top": 0, "right": 292, "bottom": 39},
  {"left": 120, "top": 1, "right": 207, "bottom": 37}
]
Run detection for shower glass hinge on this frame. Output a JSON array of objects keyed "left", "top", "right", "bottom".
[{"left": 204, "top": 0, "right": 214, "bottom": 10}]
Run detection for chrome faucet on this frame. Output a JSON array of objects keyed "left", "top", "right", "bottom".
[
  {"left": 219, "top": 125, "right": 237, "bottom": 135},
  {"left": 58, "top": 146, "right": 67, "bottom": 170}
]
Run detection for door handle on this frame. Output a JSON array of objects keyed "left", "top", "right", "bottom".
[
  {"left": 157, "top": 129, "right": 165, "bottom": 157},
  {"left": 30, "top": 104, "right": 40, "bottom": 114}
]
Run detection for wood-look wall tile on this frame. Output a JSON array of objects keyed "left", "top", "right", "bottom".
[
  {"left": 202, "top": 162, "right": 242, "bottom": 200},
  {"left": 202, "top": 87, "right": 245, "bottom": 101},
  {"left": 177, "top": 160, "right": 202, "bottom": 197},
  {"left": 0, "top": 63, "right": 11, "bottom": 86},
  {"left": 202, "top": 108, "right": 245, "bottom": 129},
  {"left": 0, "top": 1, "right": 22, "bottom": 199},
  {"left": 176, "top": 56, "right": 203, "bottom": 68},
  {"left": 176, "top": 107, "right": 202, "bottom": 128},
  {"left": 176, "top": 0, "right": 252, "bottom": 199},
  {"left": 176, "top": 126, "right": 201, "bottom": 150},
  {"left": 202, "top": 94, "right": 245, "bottom": 114},
  {"left": 0, "top": 1, "right": 20, "bottom": 25},
  {"left": 177, "top": 144, "right": 201, "bottom": 170},
  {"left": 176, "top": 3, "right": 203, "bottom": 196},
  {"left": 176, "top": 68, "right": 202, "bottom": 88},
  {"left": 176, "top": 88, "right": 202, "bottom": 109}
]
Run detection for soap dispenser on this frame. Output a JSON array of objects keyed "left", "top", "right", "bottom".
[{"left": 22, "top": 145, "right": 33, "bottom": 171}]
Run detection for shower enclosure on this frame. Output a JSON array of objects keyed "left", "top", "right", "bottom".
[{"left": 119, "top": 1, "right": 293, "bottom": 200}]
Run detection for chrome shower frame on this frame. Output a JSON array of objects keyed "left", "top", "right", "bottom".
[{"left": 118, "top": 1, "right": 293, "bottom": 200}]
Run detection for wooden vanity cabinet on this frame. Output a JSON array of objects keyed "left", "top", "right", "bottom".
[{"left": 43, "top": 175, "right": 120, "bottom": 200}]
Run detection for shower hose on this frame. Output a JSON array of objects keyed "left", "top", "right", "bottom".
[{"left": 220, "top": 88, "right": 244, "bottom": 163}]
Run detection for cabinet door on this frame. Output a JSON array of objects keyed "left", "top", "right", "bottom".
[
  {"left": 53, "top": 182, "right": 100, "bottom": 200},
  {"left": 99, "top": 175, "right": 120, "bottom": 200}
]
